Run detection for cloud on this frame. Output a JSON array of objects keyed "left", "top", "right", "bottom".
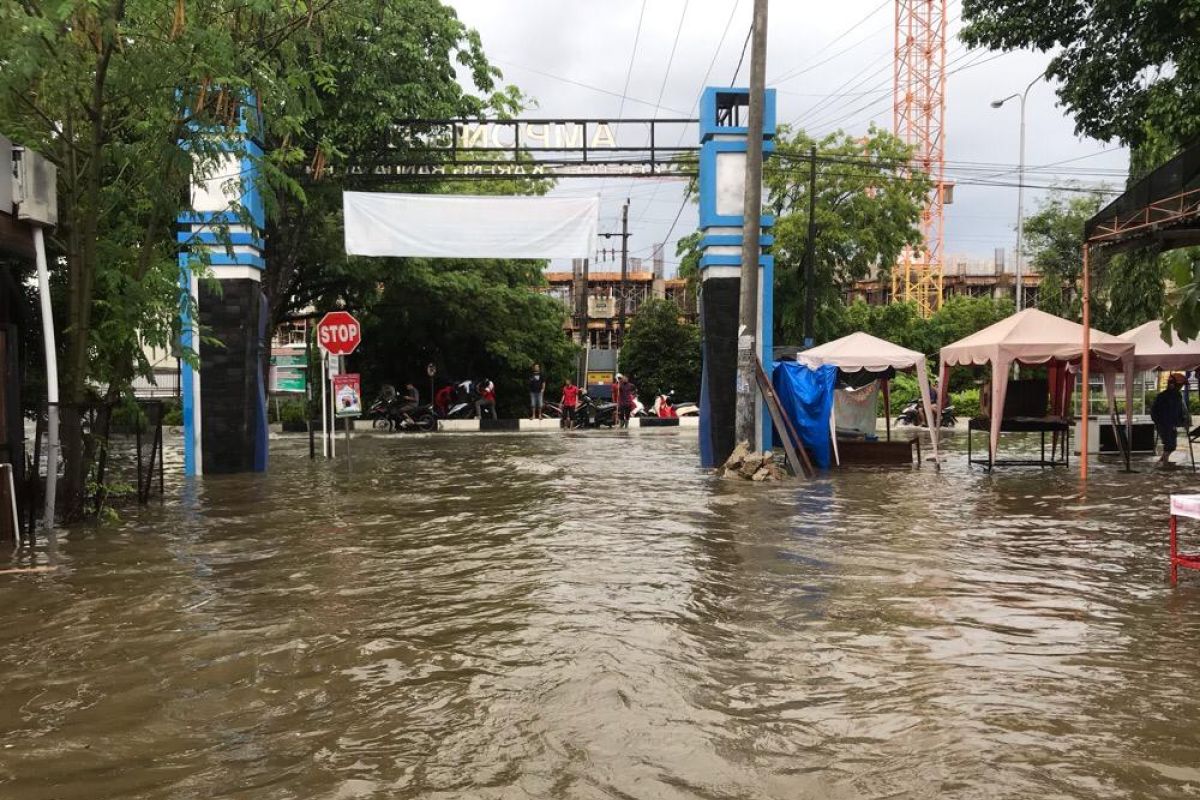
[{"left": 448, "top": 0, "right": 1128, "bottom": 273}]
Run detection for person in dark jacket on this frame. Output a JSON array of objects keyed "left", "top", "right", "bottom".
[{"left": 1152, "top": 373, "right": 1189, "bottom": 466}]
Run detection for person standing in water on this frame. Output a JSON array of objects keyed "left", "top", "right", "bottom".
[
  {"left": 561, "top": 378, "right": 579, "bottom": 429},
  {"left": 1152, "top": 373, "right": 1189, "bottom": 466},
  {"left": 528, "top": 364, "right": 546, "bottom": 420}
]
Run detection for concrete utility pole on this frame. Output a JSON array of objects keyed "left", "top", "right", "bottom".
[
  {"left": 802, "top": 145, "right": 818, "bottom": 347},
  {"left": 735, "top": 0, "right": 769, "bottom": 448},
  {"left": 618, "top": 199, "right": 630, "bottom": 350}
]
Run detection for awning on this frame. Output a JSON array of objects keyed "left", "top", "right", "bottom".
[
  {"left": 939, "top": 308, "right": 1135, "bottom": 461},
  {"left": 799, "top": 331, "right": 938, "bottom": 459},
  {"left": 1121, "top": 319, "right": 1200, "bottom": 372}
]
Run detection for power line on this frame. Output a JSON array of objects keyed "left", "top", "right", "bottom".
[
  {"left": 730, "top": 25, "right": 752, "bottom": 85},
  {"left": 768, "top": 0, "right": 892, "bottom": 86},
  {"left": 631, "top": 0, "right": 743, "bottom": 243},
  {"left": 495, "top": 60, "right": 692, "bottom": 116},
  {"left": 652, "top": 0, "right": 691, "bottom": 117},
  {"left": 615, "top": 0, "right": 649, "bottom": 122}
]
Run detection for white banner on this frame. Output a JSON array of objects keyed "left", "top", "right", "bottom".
[{"left": 343, "top": 192, "right": 599, "bottom": 259}]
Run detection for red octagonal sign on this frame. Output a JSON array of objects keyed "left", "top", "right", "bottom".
[{"left": 316, "top": 311, "right": 362, "bottom": 356}]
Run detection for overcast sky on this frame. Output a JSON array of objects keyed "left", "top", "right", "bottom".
[{"left": 447, "top": 0, "right": 1129, "bottom": 275}]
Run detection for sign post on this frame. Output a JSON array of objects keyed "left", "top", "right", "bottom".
[
  {"left": 320, "top": 352, "right": 329, "bottom": 459},
  {"left": 316, "top": 311, "right": 363, "bottom": 462}
]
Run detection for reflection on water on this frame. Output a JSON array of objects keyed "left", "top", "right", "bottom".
[{"left": 1, "top": 430, "right": 1199, "bottom": 799}]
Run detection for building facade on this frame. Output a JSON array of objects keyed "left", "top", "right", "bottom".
[
  {"left": 846, "top": 251, "right": 1044, "bottom": 308},
  {"left": 541, "top": 249, "right": 696, "bottom": 351}
]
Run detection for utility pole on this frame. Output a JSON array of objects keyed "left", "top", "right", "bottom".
[
  {"left": 735, "top": 0, "right": 769, "bottom": 449},
  {"left": 618, "top": 199, "right": 630, "bottom": 351},
  {"left": 802, "top": 144, "right": 818, "bottom": 347}
]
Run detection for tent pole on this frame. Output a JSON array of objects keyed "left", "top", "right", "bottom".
[
  {"left": 1080, "top": 244, "right": 1091, "bottom": 480},
  {"left": 884, "top": 378, "right": 891, "bottom": 441}
]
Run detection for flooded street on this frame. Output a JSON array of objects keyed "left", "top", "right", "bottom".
[{"left": 2, "top": 430, "right": 1200, "bottom": 799}]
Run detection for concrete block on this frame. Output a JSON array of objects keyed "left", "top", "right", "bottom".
[
  {"left": 439, "top": 419, "right": 480, "bottom": 432},
  {"left": 519, "top": 419, "right": 563, "bottom": 431}
]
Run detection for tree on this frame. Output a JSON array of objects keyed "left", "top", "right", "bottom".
[
  {"left": 766, "top": 127, "right": 929, "bottom": 345},
  {"left": 260, "top": 0, "right": 524, "bottom": 329},
  {"left": 354, "top": 257, "right": 578, "bottom": 419},
  {"left": 924, "top": 295, "right": 1015, "bottom": 354},
  {"left": 0, "top": 0, "right": 335, "bottom": 519},
  {"left": 0, "top": 0, "right": 520, "bottom": 518},
  {"left": 1022, "top": 192, "right": 1105, "bottom": 321},
  {"left": 961, "top": 0, "right": 1200, "bottom": 150},
  {"left": 840, "top": 300, "right": 928, "bottom": 353},
  {"left": 618, "top": 299, "right": 701, "bottom": 402}
]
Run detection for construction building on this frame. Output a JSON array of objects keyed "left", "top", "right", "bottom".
[
  {"left": 542, "top": 249, "right": 696, "bottom": 351},
  {"left": 847, "top": 251, "right": 1043, "bottom": 307}
]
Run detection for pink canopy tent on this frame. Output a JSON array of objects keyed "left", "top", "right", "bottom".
[
  {"left": 1121, "top": 320, "right": 1200, "bottom": 372},
  {"left": 938, "top": 308, "right": 1135, "bottom": 463},
  {"left": 799, "top": 331, "right": 939, "bottom": 460}
]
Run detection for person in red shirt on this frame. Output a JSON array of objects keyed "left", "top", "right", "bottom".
[
  {"left": 561, "top": 378, "right": 580, "bottom": 428},
  {"left": 434, "top": 383, "right": 453, "bottom": 417},
  {"left": 475, "top": 379, "right": 496, "bottom": 419}
]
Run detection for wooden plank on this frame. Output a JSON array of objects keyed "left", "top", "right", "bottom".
[{"left": 754, "top": 357, "right": 815, "bottom": 478}]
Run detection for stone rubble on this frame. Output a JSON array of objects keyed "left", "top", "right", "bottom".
[{"left": 720, "top": 444, "right": 787, "bottom": 481}]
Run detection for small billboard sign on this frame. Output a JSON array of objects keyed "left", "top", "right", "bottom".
[{"left": 332, "top": 373, "right": 362, "bottom": 417}]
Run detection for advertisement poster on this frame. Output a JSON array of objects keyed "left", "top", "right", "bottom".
[{"left": 332, "top": 373, "right": 362, "bottom": 417}]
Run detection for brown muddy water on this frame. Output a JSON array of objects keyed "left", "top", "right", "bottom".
[{"left": 1, "top": 429, "right": 1199, "bottom": 800}]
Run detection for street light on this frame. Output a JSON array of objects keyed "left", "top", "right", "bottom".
[{"left": 991, "top": 73, "right": 1044, "bottom": 312}]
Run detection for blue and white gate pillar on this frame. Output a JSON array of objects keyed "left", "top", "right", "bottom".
[
  {"left": 696, "top": 87, "right": 777, "bottom": 468},
  {"left": 178, "top": 105, "right": 269, "bottom": 476}
]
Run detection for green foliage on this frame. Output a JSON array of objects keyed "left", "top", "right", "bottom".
[
  {"left": 835, "top": 295, "right": 1013, "bottom": 364},
  {"left": 767, "top": 127, "right": 929, "bottom": 345},
  {"left": 162, "top": 404, "right": 183, "bottom": 427},
  {"left": 353, "top": 257, "right": 578, "bottom": 418},
  {"left": 260, "top": 0, "right": 528, "bottom": 326},
  {"left": 1022, "top": 191, "right": 1105, "bottom": 320},
  {"left": 923, "top": 295, "right": 1016, "bottom": 354},
  {"left": 880, "top": 372, "right": 920, "bottom": 416},
  {"left": 619, "top": 299, "right": 702, "bottom": 402},
  {"left": 961, "top": 0, "right": 1200, "bottom": 149},
  {"left": 841, "top": 300, "right": 928, "bottom": 352},
  {"left": 277, "top": 399, "right": 307, "bottom": 425},
  {"left": 950, "top": 388, "right": 982, "bottom": 419}
]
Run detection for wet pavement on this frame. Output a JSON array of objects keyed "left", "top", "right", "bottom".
[{"left": 1, "top": 430, "right": 1199, "bottom": 799}]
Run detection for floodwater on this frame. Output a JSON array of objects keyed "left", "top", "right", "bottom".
[{"left": 2, "top": 429, "right": 1200, "bottom": 800}]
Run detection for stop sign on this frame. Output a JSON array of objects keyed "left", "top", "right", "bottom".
[{"left": 316, "top": 311, "right": 362, "bottom": 356}]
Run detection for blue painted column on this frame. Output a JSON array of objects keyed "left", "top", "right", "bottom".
[
  {"left": 178, "top": 105, "right": 268, "bottom": 476},
  {"left": 696, "top": 87, "right": 777, "bottom": 466}
]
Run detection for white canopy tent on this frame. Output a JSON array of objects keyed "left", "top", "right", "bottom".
[
  {"left": 1121, "top": 320, "right": 1200, "bottom": 372},
  {"left": 939, "top": 308, "right": 1136, "bottom": 463},
  {"left": 342, "top": 192, "right": 600, "bottom": 259},
  {"left": 799, "top": 331, "right": 938, "bottom": 461}
]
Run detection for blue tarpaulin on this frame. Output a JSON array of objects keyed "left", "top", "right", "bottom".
[{"left": 772, "top": 361, "right": 838, "bottom": 469}]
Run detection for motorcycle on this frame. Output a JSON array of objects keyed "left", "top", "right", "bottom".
[
  {"left": 895, "top": 400, "right": 957, "bottom": 428},
  {"left": 392, "top": 403, "right": 439, "bottom": 432},
  {"left": 442, "top": 381, "right": 480, "bottom": 419},
  {"left": 572, "top": 391, "right": 616, "bottom": 428},
  {"left": 369, "top": 396, "right": 397, "bottom": 430}
]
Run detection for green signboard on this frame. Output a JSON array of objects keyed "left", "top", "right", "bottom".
[{"left": 271, "top": 353, "right": 308, "bottom": 368}]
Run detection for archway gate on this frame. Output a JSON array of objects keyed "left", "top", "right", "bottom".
[{"left": 178, "top": 87, "right": 777, "bottom": 475}]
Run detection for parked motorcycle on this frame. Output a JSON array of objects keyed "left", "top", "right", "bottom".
[
  {"left": 573, "top": 391, "right": 616, "bottom": 428},
  {"left": 369, "top": 396, "right": 396, "bottom": 430},
  {"left": 895, "top": 401, "right": 957, "bottom": 428}
]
